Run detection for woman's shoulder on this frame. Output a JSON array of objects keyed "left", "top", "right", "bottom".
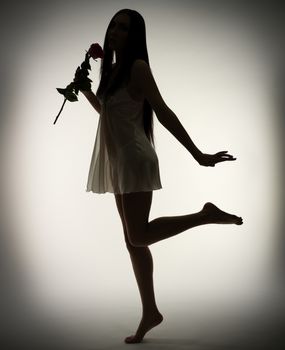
[
  {"left": 130, "top": 59, "right": 149, "bottom": 79},
  {"left": 130, "top": 59, "right": 151, "bottom": 84},
  {"left": 132, "top": 58, "right": 148, "bottom": 68}
]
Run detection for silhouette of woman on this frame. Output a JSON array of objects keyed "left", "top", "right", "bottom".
[{"left": 81, "top": 9, "right": 243, "bottom": 344}]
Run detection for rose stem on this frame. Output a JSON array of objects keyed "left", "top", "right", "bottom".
[{"left": 53, "top": 98, "right": 67, "bottom": 124}]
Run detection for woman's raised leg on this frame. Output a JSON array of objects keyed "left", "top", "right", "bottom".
[{"left": 121, "top": 191, "right": 243, "bottom": 247}]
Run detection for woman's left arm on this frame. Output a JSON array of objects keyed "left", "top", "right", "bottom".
[
  {"left": 132, "top": 59, "right": 201, "bottom": 161},
  {"left": 132, "top": 59, "right": 236, "bottom": 166}
]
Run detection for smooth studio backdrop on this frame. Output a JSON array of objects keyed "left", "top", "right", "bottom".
[{"left": 1, "top": 1, "right": 284, "bottom": 348}]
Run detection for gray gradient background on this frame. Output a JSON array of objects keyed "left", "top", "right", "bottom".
[{"left": 1, "top": 0, "right": 285, "bottom": 349}]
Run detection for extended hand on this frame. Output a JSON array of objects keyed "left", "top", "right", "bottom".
[{"left": 197, "top": 151, "right": 236, "bottom": 167}]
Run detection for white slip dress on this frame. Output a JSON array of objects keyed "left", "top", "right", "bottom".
[{"left": 86, "top": 86, "right": 162, "bottom": 194}]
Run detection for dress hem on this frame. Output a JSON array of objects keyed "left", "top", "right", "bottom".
[{"left": 85, "top": 186, "right": 163, "bottom": 195}]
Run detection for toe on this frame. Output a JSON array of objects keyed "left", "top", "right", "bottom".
[
  {"left": 125, "top": 335, "right": 140, "bottom": 344},
  {"left": 125, "top": 336, "right": 133, "bottom": 343}
]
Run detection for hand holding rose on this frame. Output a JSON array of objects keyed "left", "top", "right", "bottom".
[{"left": 53, "top": 43, "right": 104, "bottom": 125}]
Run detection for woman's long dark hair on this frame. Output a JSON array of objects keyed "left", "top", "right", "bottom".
[{"left": 96, "top": 9, "right": 156, "bottom": 149}]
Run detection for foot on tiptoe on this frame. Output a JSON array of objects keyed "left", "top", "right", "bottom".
[{"left": 124, "top": 311, "right": 163, "bottom": 344}]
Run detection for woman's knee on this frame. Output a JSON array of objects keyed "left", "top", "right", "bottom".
[
  {"left": 124, "top": 231, "right": 133, "bottom": 250},
  {"left": 124, "top": 229, "right": 146, "bottom": 248},
  {"left": 127, "top": 233, "right": 147, "bottom": 248}
]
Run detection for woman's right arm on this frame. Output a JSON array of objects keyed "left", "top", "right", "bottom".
[{"left": 81, "top": 90, "right": 101, "bottom": 114}]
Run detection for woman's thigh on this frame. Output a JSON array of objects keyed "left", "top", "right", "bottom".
[
  {"left": 115, "top": 193, "right": 133, "bottom": 247},
  {"left": 114, "top": 193, "right": 127, "bottom": 230},
  {"left": 121, "top": 191, "right": 153, "bottom": 245}
]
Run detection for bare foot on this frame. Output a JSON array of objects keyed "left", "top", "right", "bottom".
[
  {"left": 202, "top": 202, "right": 243, "bottom": 225},
  {"left": 124, "top": 311, "right": 163, "bottom": 344}
]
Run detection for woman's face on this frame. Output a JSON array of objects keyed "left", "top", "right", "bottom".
[{"left": 108, "top": 13, "right": 130, "bottom": 52}]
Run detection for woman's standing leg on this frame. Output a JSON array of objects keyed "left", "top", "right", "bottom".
[{"left": 114, "top": 194, "right": 163, "bottom": 343}]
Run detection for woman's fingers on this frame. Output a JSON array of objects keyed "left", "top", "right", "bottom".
[
  {"left": 214, "top": 154, "right": 236, "bottom": 163},
  {"left": 217, "top": 152, "right": 234, "bottom": 158},
  {"left": 222, "top": 155, "right": 235, "bottom": 160},
  {"left": 215, "top": 151, "right": 236, "bottom": 161}
]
